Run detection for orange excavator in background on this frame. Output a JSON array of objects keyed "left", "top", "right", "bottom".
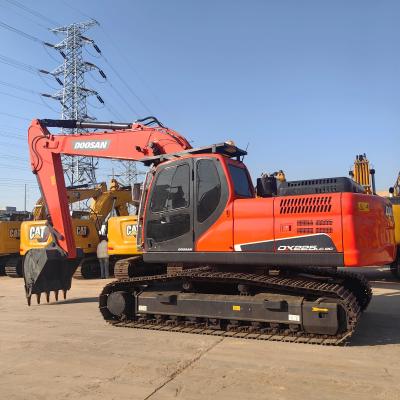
[{"left": 23, "top": 117, "right": 396, "bottom": 345}]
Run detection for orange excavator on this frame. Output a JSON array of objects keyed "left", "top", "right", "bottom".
[{"left": 23, "top": 117, "right": 396, "bottom": 345}]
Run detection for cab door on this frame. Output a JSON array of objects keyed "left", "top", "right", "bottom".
[
  {"left": 193, "top": 157, "right": 231, "bottom": 250},
  {"left": 144, "top": 159, "right": 194, "bottom": 252}
]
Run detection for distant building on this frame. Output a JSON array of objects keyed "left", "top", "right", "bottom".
[{"left": 0, "top": 207, "right": 31, "bottom": 221}]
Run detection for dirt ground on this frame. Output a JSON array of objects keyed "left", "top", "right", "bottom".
[{"left": 1, "top": 269, "right": 400, "bottom": 400}]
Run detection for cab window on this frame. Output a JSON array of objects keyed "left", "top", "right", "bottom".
[
  {"left": 150, "top": 164, "right": 190, "bottom": 212},
  {"left": 228, "top": 164, "right": 253, "bottom": 198},
  {"left": 197, "top": 159, "right": 221, "bottom": 222}
]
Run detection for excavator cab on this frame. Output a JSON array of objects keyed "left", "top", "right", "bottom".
[{"left": 136, "top": 143, "right": 250, "bottom": 255}]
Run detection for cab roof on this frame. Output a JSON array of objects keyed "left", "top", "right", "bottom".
[{"left": 142, "top": 142, "right": 247, "bottom": 166}]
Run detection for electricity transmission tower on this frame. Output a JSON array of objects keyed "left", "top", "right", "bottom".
[
  {"left": 45, "top": 20, "right": 104, "bottom": 186},
  {"left": 111, "top": 160, "right": 145, "bottom": 186},
  {"left": 43, "top": 19, "right": 144, "bottom": 188}
]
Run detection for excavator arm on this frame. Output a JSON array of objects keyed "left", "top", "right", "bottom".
[{"left": 24, "top": 118, "right": 191, "bottom": 303}]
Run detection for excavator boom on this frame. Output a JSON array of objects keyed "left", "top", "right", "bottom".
[
  {"left": 28, "top": 118, "right": 191, "bottom": 258},
  {"left": 24, "top": 118, "right": 191, "bottom": 301}
]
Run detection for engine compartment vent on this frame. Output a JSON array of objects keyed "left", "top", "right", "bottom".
[
  {"left": 316, "top": 227, "right": 333, "bottom": 233},
  {"left": 280, "top": 196, "right": 332, "bottom": 214}
]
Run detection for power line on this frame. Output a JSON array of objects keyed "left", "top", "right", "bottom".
[
  {"left": 0, "top": 132, "right": 26, "bottom": 141},
  {"left": 0, "top": 2, "right": 48, "bottom": 30},
  {"left": 0, "top": 141, "right": 26, "bottom": 149},
  {"left": 0, "top": 161, "right": 29, "bottom": 169},
  {"left": 0, "top": 88, "right": 57, "bottom": 110},
  {"left": 0, "top": 111, "right": 30, "bottom": 121},
  {"left": 0, "top": 52, "right": 45, "bottom": 74},
  {"left": 98, "top": 25, "right": 165, "bottom": 114},
  {"left": 105, "top": 78, "right": 140, "bottom": 117},
  {"left": 0, "top": 80, "right": 39, "bottom": 94},
  {"left": 0, "top": 53, "right": 65, "bottom": 91},
  {"left": 4, "top": 0, "right": 60, "bottom": 26},
  {"left": 99, "top": 52, "right": 153, "bottom": 116},
  {"left": 59, "top": 0, "right": 94, "bottom": 20},
  {"left": 0, "top": 177, "right": 37, "bottom": 184},
  {"left": 0, "top": 123, "right": 23, "bottom": 131},
  {"left": 0, "top": 19, "right": 46, "bottom": 43}
]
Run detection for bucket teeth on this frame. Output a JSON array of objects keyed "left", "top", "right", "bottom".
[
  {"left": 36, "top": 293, "right": 41, "bottom": 304},
  {"left": 54, "top": 290, "right": 59, "bottom": 301},
  {"left": 27, "top": 295, "right": 31, "bottom": 306},
  {"left": 62, "top": 289, "right": 67, "bottom": 300},
  {"left": 46, "top": 292, "right": 50, "bottom": 303}
]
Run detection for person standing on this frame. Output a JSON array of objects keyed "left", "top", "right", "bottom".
[{"left": 97, "top": 236, "right": 109, "bottom": 279}]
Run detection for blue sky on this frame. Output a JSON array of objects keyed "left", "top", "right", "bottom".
[{"left": 0, "top": 0, "right": 398, "bottom": 209}]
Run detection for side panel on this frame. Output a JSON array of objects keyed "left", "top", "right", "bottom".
[
  {"left": 195, "top": 203, "right": 234, "bottom": 251},
  {"left": 342, "top": 193, "right": 396, "bottom": 266},
  {"left": 233, "top": 198, "right": 274, "bottom": 252},
  {"left": 20, "top": 219, "right": 99, "bottom": 255},
  {"left": 0, "top": 221, "right": 21, "bottom": 254},
  {"left": 274, "top": 193, "right": 343, "bottom": 253},
  {"left": 107, "top": 215, "right": 140, "bottom": 256}
]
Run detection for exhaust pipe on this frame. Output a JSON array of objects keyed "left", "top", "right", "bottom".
[{"left": 370, "top": 169, "right": 376, "bottom": 195}]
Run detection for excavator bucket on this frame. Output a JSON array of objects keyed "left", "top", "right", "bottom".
[{"left": 23, "top": 248, "right": 83, "bottom": 305}]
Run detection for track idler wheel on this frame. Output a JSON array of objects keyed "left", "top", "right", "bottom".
[{"left": 106, "top": 291, "right": 134, "bottom": 319}]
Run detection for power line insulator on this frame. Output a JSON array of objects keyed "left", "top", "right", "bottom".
[{"left": 93, "top": 44, "right": 101, "bottom": 54}]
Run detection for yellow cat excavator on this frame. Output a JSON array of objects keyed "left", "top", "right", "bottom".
[
  {"left": 349, "top": 154, "right": 376, "bottom": 195},
  {"left": 19, "top": 179, "right": 133, "bottom": 279},
  {"left": 1, "top": 185, "right": 105, "bottom": 278},
  {"left": 0, "top": 211, "right": 29, "bottom": 276}
]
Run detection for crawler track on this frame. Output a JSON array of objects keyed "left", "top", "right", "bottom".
[
  {"left": 99, "top": 267, "right": 371, "bottom": 346},
  {"left": 73, "top": 256, "right": 100, "bottom": 279},
  {"left": 114, "top": 256, "right": 166, "bottom": 279},
  {"left": 113, "top": 256, "right": 141, "bottom": 279}
]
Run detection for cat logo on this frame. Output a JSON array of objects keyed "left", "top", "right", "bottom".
[
  {"left": 29, "top": 226, "right": 47, "bottom": 241},
  {"left": 9, "top": 228, "right": 20, "bottom": 239},
  {"left": 76, "top": 226, "right": 89, "bottom": 237},
  {"left": 126, "top": 224, "right": 137, "bottom": 236}
]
